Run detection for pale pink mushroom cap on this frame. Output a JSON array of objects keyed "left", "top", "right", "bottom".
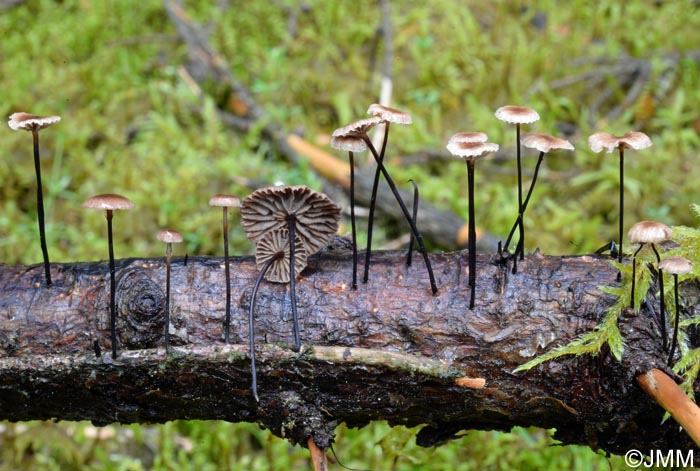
[
  {"left": 332, "top": 116, "right": 382, "bottom": 138},
  {"left": 447, "top": 131, "right": 489, "bottom": 145},
  {"left": 446, "top": 141, "right": 499, "bottom": 160},
  {"left": 521, "top": 132, "right": 574, "bottom": 153},
  {"left": 208, "top": 194, "right": 241, "bottom": 208},
  {"left": 588, "top": 131, "right": 652, "bottom": 153},
  {"left": 627, "top": 220, "right": 672, "bottom": 245},
  {"left": 157, "top": 229, "right": 184, "bottom": 244},
  {"left": 82, "top": 194, "right": 135, "bottom": 211},
  {"left": 330, "top": 135, "right": 368, "bottom": 153},
  {"left": 659, "top": 256, "right": 692, "bottom": 275},
  {"left": 494, "top": 105, "right": 540, "bottom": 125},
  {"left": 366, "top": 103, "right": 412, "bottom": 125},
  {"left": 8, "top": 112, "right": 61, "bottom": 131}
]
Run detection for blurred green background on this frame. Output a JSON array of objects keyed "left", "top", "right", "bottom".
[{"left": 1, "top": 0, "right": 699, "bottom": 469}]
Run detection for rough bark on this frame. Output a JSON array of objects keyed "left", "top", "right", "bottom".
[{"left": 0, "top": 245, "right": 696, "bottom": 460}]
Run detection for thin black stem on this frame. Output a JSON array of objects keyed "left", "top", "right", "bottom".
[
  {"left": 222, "top": 207, "right": 232, "bottom": 343},
  {"left": 651, "top": 244, "right": 667, "bottom": 351},
  {"left": 288, "top": 217, "right": 301, "bottom": 352},
  {"left": 106, "top": 210, "right": 117, "bottom": 359},
  {"left": 630, "top": 244, "right": 644, "bottom": 309},
  {"left": 618, "top": 147, "right": 625, "bottom": 267},
  {"left": 504, "top": 151, "right": 546, "bottom": 256},
  {"left": 406, "top": 179, "right": 419, "bottom": 267},
  {"left": 249, "top": 252, "right": 283, "bottom": 402},
  {"left": 32, "top": 129, "right": 51, "bottom": 287},
  {"left": 467, "top": 160, "right": 476, "bottom": 309},
  {"left": 363, "top": 123, "right": 391, "bottom": 284},
  {"left": 668, "top": 274, "right": 681, "bottom": 366},
  {"left": 349, "top": 152, "right": 357, "bottom": 290},
  {"left": 362, "top": 135, "right": 438, "bottom": 295},
  {"left": 516, "top": 124, "right": 524, "bottom": 261},
  {"left": 164, "top": 243, "right": 172, "bottom": 354}
]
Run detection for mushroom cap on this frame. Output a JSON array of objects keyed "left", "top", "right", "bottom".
[
  {"left": 366, "top": 103, "right": 412, "bottom": 125},
  {"left": 8, "top": 112, "right": 61, "bottom": 131},
  {"left": 330, "top": 135, "right": 368, "bottom": 153},
  {"left": 521, "top": 132, "right": 574, "bottom": 153},
  {"left": 627, "top": 220, "right": 673, "bottom": 244},
  {"left": 331, "top": 116, "right": 382, "bottom": 138},
  {"left": 587, "top": 131, "right": 652, "bottom": 153},
  {"left": 240, "top": 185, "right": 341, "bottom": 255},
  {"left": 447, "top": 131, "right": 489, "bottom": 145},
  {"left": 208, "top": 194, "right": 241, "bottom": 208},
  {"left": 82, "top": 194, "right": 135, "bottom": 211},
  {"left": 494, "top": 105, "right": 540, "bottom": 125},
  {"left": 255, "top": 228, "right": 308, "bottom": 283},
  {"left": 659, "top": 256, "right": 692, "bottom": 275},
  {"left": 157, "top": 229, "right": 184, "bottom": 244},
  {"left": 446, "top": 141, "right": 499, "bottom": 160}
]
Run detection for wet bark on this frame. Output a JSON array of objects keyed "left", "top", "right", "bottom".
[{"left": 0, "top": 246, "right": 696, "bottom": 460}]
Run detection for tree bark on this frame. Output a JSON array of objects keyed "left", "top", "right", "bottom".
[{"left": 0, "top": 246, "right": 696, "bottom": 460}]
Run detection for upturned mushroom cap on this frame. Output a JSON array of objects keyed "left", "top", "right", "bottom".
[
  {"left": 255, "top": 228, "right": 308, "bottom": 283},
  {"left": 330, "top": 135, "right": 368, "bottom": 153},
  {"left": 208, "top": 194, "right": 241, "bottom": 208},
  {"left": 588, "top": 131, "right": 652, "bottom": 153},
  {"left": 157, "top": 229, "right": 184, "bottom": 244},
  {"left": 627, "top": 220, "right": 673, "bottom": 245},
  {"left": 521, "top": 132, "right": 574, "bottom": 153},
  {"left": 659, "top": 256, "right": 692, "bottom": 275},
  {"left": 366, "top": 103, "right": 412, "bottom": 125},
  {"left": 8, "top": 112, "right": 61, "bottom": 131},
  {"left": 494, "top": 105, "right": 540, "bottom": 125},
  {"left": 447, "top": 132, "right": 489, "bottom": 145},
  {"left": 331, "top": 116, "right": 382, "bottom": 138},
  {"left": 240, "top": 185, "right": 341, "bottom": 255},
  {"left": 82, "top": 194, "right": 135, "bottom": 211},
  {"left": 446, "top": 141, "right": 499, "bottom": 160}
]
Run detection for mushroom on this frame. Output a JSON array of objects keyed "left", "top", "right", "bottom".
[
  {"left": 157, "top": 229, "right": 183, "bottom": 354},
  {"left": 446, "top": 137, "right": 499, "bottom": 309},
  {"left": 627, "top": 220, "right": 672, "bottom": 351},
  {"left": 329, "top": 135, "right": 367, "bottom": 290},
  {"left": 248, "top": 228, "right": 308, "bottom": 401},
  {"left": 82, "top": 194, "right": 135, "bottom": 359},
  {"left": 588, "top": 131, "right": 652, "bottom": 270},
  {"left": 332, "top": 114, "right": 438, "bottom": 295},
  {"left": 502, "top": 133, "right": 574, "bottom": 262},
  {"left": 8, "top": 112, "right": 61, "bottom": 287},
  {"left": 208, "top": 194, "right": 241, "bottom": 343},
  {"left": 495, "top": 105, "right": 540, "bottom": 260},
  {"left": 241, "top": 185, "right": 341, "bottom": 352},
  {"left": 658, "top": 256, "right": 692, "bottom": 365}
]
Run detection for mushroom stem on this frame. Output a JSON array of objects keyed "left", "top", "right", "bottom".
[
  {"left": 31, "top": 128, "right": 51, "bottom": 287},
  {"left": 630, "top": 243, "right": 645, "bottom": 309},
  {"left": 249, "top": 251, "right": 284, "bottom": 402},
  {"left": 105, "top": 209, "right": 118, "bottom": 359},
  {"left": 618, "top": 147, "right": 625, "bottom": 268},
  {"left": 406, "top": 179, "right": 419, "bottom": 267},
  {"left": 363, "top": 123, "right": 391, "bottom": 284},
  {"left": 516, "top": 123, "right": 524, "bottom": 261},
  {"left": 348, "top": 151, "right": 358, "bottom": 290},
  {"left": 467, "top": 159, "right": 476, "bottom": 309},
  {"left": 288, "top": 217, "right": 301, "bottom": 352},
  {"left": 668, "top": 273, "right": 681, "bottom": 366},
  {"left": 651, "top": 243, "right": 668, "bottom": 351},
  {"left": 222, "top": 207, "right": 232, "bottom": 343},
  {"left": 361, "top": 135, "right": 438, "bottom": 295},
  {"left": 164, "top": 242, "right": 173, "bottom": 354}
]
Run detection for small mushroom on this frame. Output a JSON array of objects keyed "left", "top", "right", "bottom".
[
  {"left": 588, "top": 131, "right": 652, "bottom": 270},
  {"left": 8, "top": 112, "right": 61, "bottom": 287},
  {"left": 157, "top": 229, "right": 183, "bottom": 354},
  {"left": 495, "top": 105, "right": 540, "bottom": 260},
  {"left": 446, "top": 137, "right": 499, "bottom": 309},
  {"left": 208, "top": 194, "right": 241, "bottom": 343},
  {"left": 627, "top": 220, "right": 672, "bottom": 351},
  {"left": 83, "top": 194, "right": 135, "bottom": 359},
  {"left": 658, "top": 256, "right": 692, "bottom": 365}
]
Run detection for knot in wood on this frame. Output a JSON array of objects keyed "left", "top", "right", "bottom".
[{"left": 116, "top": 270, "right": 165, "bottom": 349}]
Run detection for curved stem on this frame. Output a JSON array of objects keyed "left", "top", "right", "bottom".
[
  {"left": 288, "top": 217, "right": 301, "bottom": 352},
  {"left": 106, "top": 210, "right": 117, "bottom": 359},
  {"left": 164, "top": 243, "right": 172, "bottom": 354},
  {"left": 504, "top": 151, "right": 546, "bottom": 258},
  {"left": 362, "top": 135, "right": 438, "bottom": 295},
  {"left": 363, "top": 123, "right": 391, "bottom": 284},
  {"left": 630, "top": 244, "right": 644, "bottom": 309},
  {"left": 651, "top": 243, "right": 667, "bottom": 351},
  {"left": 467, "top": 160, "right": 476, "bottom": 309},
  {"left": 668, "top": 275, "right": 681, "bottom": 366},
  {"left": 349, "top": 152, "right": 357, "bottom": 290},
  {"left": 32, "top": 129, "right": 51, "bottom": 287},
  {"left": 222, "top": 207, "right": 232, "bottom": 343},
  {"left": 406, "top": 179, "right": 419, "bottom": 267}
]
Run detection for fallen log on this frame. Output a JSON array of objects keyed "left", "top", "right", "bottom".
[{"left": 0, "top": 246, "right": 696, "bottom": 461}]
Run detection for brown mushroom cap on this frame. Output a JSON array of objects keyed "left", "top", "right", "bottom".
[
  {"left": 627, "top": 220, "right": 673, "bottom": 245},
  {"left": 521, "top": 132, "right": 574, "bottom": 153},
  {"left": 494, "top": 105, "right": 540, "bottom": 125},
  {"left": 446, "top": 141, "right": 499, "bottom": 160},
  {"left": 240, "top": 185, "right": 341, "bottom": 255},
  {"left": 332, "top": 116, "right": 382, "bottom": 138},
  {"left": 330, "top": 135, "right": 368, "bottom": 153},
  {"left": 255, "top": 228, "right": 308, "bottom": 283},
  {"left": 8, "top": 112, "right": 61, "bottom": 131},
  {"left": 82, "top": 194, "right": 135, "bottom": 211},
  {"left": 366, "top": 103, "right": 412, "bottom": 125},
  {"left": 447, "top": 132, "right": 489, "bottom": 145},
  {"left": 208, "top": 194, "right": 241, "bottom": 208},
  {"left": 659, "top": 256, "right": 692, "bottom": 275},
  {"left": 588, "top": 131, "right": 652, "bottom": 153},
  {"left": 157, "top": 229, "right": 184, "bottom": 244}
]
